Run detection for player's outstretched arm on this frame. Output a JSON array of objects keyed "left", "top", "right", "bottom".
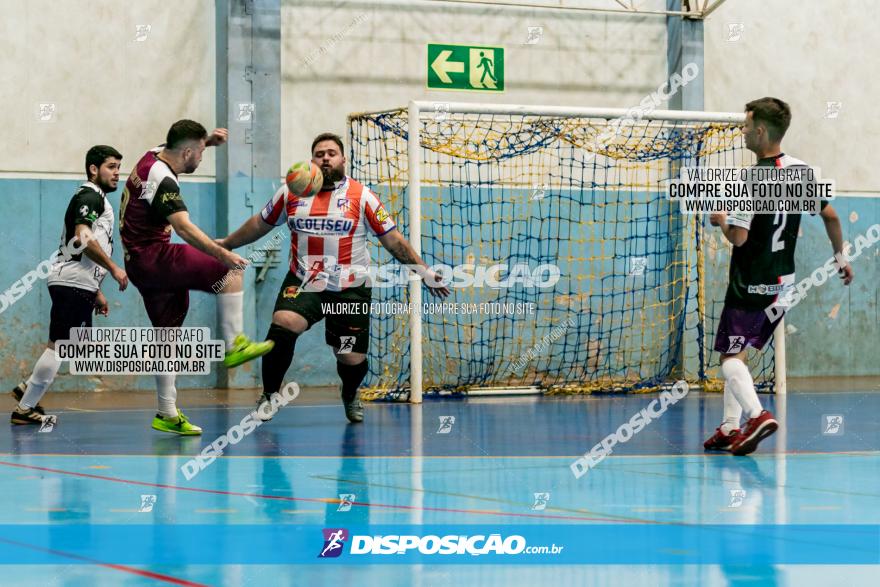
[
  {"left": 819, "top": 204, "right": 854, "bottom": 285},
  {"left": 219, "top": 214, "right": 274, "bottom": 250},
  {"left": 167, "top": 211, "right": 247, "bottom": 269},
  {"left": 74, "top": 224, "right": 128, "bottom": 291},
  {"left": 378, "top": 229, "right": 451, "bottom": 298}
]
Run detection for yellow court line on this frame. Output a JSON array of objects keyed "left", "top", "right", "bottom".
[{"left": 194, "top": 509, "right": 238, "bottom": 514}]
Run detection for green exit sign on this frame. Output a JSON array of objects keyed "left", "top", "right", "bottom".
[{"left": 427, "top": 43, "right": 504, "bottom": 92}]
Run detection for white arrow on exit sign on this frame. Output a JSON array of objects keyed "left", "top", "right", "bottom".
[{"left": 430, "top": 50, "right": 465, "bottom": 84}]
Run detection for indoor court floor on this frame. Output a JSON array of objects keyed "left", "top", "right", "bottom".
[{"left": 1, "top": 384, "right": 878, "bottom": 586}]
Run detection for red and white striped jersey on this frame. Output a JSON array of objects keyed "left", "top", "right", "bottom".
[{"left": 261, "top": 176, "right": 396, "bottom": 291}]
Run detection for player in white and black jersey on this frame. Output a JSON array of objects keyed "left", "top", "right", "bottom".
[
  {"left": 704, "top": 98, "right": 854, "bottom": 455},
  {"left": 10, "top": 146, "right": 129, "bottom": 425}
]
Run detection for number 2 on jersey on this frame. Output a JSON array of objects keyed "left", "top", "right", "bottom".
[{"left": 771, "top": 211, "right": 787, "bottom": 252}]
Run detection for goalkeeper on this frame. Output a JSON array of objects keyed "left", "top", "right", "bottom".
[{"left": 218, "top": 133, "right": 449, "bottom": 424}]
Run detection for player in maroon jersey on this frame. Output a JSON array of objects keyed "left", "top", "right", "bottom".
[{"left": 121, "top": 120, "right": 273, "bottom": 435}]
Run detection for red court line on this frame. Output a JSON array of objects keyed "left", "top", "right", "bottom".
[
  {"left": 0, "top": 460, "right": 647, "bottom": 524},
  {"left": 0, "top": 537, "right": 209, "bottom": 586}
]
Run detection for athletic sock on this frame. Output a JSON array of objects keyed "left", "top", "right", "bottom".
[
  {"left": 261, "top": 324, "right": 298, "bottom": 396},
  {"left": 217, "top": 291, "right": 244, "bottom": 349},
  {"left": 721, "top": 358, "right": 763, "bottom": 419},
  {"left": 156, "top": 373, "right": 178, "bottom": 419},
  {"left": 20, "top": 348, "right": 62, "bottom": 409},
  {"left": 720, "top": 380, "right": 743, "bottom": 434},
  {"left": 337, "top": 360, "right": 369, "bottom": 401}
]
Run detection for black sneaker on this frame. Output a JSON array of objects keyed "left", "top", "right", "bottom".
[
  {"left": 254, "top": 392, "right": 280, "bottom": 422},
  {"left": 342, "top": 387, "right": 364, "bottom": 424},
  {"left": 10, "top": 382, "right": 45, "bottom": 415},
  {"left": 11, "top": 406, "right": 48, "bottom": 425}
]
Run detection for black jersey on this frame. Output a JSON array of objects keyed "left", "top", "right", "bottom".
[
  {"left": 724, "top": 153, "right": 826, "bottom": 310},
  {"left": 47, "top": 182, "right": 114, "bottom": 292}
]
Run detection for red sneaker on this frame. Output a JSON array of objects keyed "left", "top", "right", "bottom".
[
  {"left": 704, "top": 427, "right": 740, "bottom": 451},
  {"left": 730, "top": 410, "right": 778, "bottom": 456}
]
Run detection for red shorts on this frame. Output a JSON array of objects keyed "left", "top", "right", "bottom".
[{"left": 126, "top": 243, "right": 229, "bottom": 327}]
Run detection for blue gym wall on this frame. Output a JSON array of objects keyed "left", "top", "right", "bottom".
[
  {"left": 2, "top": 1, "right": 877, "bottom": 393},
  {"left": 0, "top": 177, "right": 875, "bottom": 392}
]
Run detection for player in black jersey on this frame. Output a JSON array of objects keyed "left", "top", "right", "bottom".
[
  {"left": 703, "top": 97, "right": 854, "bottom": 455},
  {"left": 10, "top": 146, "right": 129, "bottom": 425}
]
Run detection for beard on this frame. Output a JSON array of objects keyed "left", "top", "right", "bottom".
[
  {"left": 321, "top": 163, "right": 345, "bottom": 188},
  {"left": 97, "top": 178, "right": 118, "bottom": 193}
]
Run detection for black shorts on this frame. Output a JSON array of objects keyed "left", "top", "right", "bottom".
[
  {"left": 48, "top": 285, "right": 97, "bottom": 342},
  {"left": 273, "top": 272, "right": 372, "bottom": 354}
]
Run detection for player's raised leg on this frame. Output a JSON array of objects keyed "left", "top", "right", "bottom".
[{"left": 219, "top": 269, "right": 275, "bottom": 368}]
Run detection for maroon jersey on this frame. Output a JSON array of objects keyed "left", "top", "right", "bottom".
[{"left": 119, "top": 148, "right": 188, "bottom": 257}]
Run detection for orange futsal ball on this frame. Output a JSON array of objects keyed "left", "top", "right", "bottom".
[{"left": 285, "top": 161, "right": 323, "bottom": 197}]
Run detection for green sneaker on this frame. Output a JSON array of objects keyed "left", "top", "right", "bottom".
[
  {"left": 223, "top": 334, "right": 275, "bottom": 368},
  {"left": 152, "top": 409, "right": 202, "bottom": 436}
]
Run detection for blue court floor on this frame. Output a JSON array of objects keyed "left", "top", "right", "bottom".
[{"left": 0, "top": 388, "right": 878, "bottom": 586}]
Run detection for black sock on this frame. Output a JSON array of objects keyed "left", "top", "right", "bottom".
[
  {"left": 337, "top": 360, "right": 368, "bottom": 401},
  {"left": 261, "top": 324, "right": 298, "bottom": 396}
]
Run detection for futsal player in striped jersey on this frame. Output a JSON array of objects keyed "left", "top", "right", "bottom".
[
  {"left": 218, "top": 133, "right": 449, "bottom": 423},
  {"left": 704, "top": 97, "right": 853, "bottom": 455}
]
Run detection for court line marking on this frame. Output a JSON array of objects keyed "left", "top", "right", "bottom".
[
  {"left": 1, "top": 450, "right": 876, "bottom": 459},
  {"left": 0, "top": 536, "right": 209, "bottom": 587},
  {"left": 309, "top": 474, "right": 648, "bottom": 524},
  {"left": 45, "top": 404, "right": 343, "bottom": 415},
  {"left": 34, "top": 388, "right": 880, "bottom": 415},
  {"left": 2, "top": 461, "right": 875, "bottom": 557},
  {"left": 0, "top": 459, "right": 646, "bottom": 524}
]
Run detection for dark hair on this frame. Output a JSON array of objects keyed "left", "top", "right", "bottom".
[
  {"left": 311, "top": 132, "right": 344, "bottom": 156},
  {"left": 85, "top": 145, "right": 122, "bottom": 180},
  {"left": 745, "top": 97, "right": 791, "bottom": 142},
  {"left": 166, "top": 119, "right": 208, "bottom": 150}
]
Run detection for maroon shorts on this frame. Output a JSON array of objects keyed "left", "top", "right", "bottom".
[
  {"left": 713, "top": 304, "right": 783, "bottom": 355},
  {"left": 126, "top": 243, "right": 229, "bottom": 327}
]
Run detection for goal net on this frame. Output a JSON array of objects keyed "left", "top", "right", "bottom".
[{"left": 348, "top": 102, "right": 779, "bottom": 401}]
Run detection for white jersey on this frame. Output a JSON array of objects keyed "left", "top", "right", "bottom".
[
  {"left": 47, "top": 181, "right": 114, "bottom": 292},
  {"left": 261, "top": 176, "right": 396, "bottom": 291}
]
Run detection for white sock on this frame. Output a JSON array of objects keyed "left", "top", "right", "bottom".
[
  {"left": 155, "top": 374, "right": 178, "bottom": 419},
  {"left": 721, "top": 358, "right": 763, "bottom": 419},
  {"left": 20, "top": 348, "right": 62, "bottom": 409},
  {"left": 720, "top": 380, "right": 743, "bottom": 434},
  {"left": 217, "top": 291, "right": 244, "bottom": 349}
]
